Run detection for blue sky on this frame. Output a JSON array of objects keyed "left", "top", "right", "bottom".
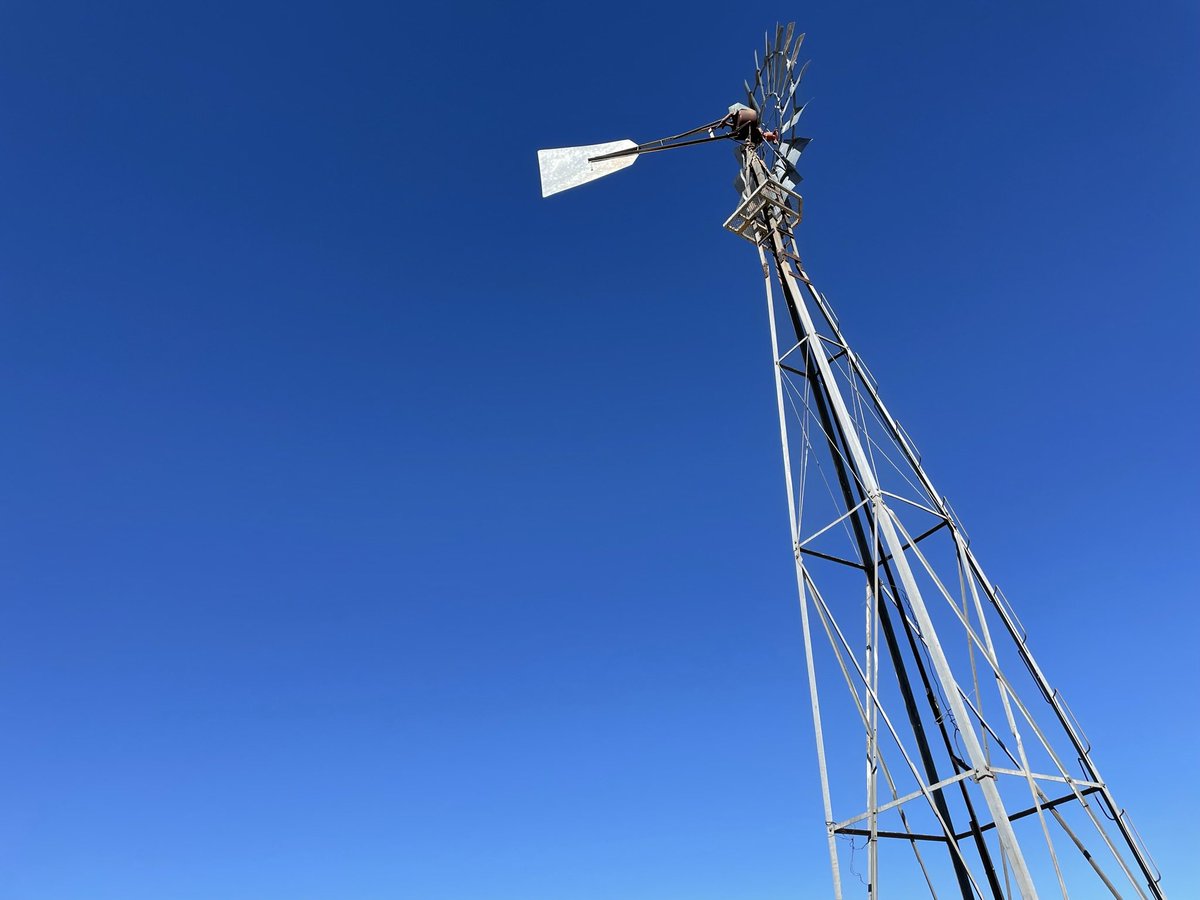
[{"left": 1, "top": 1, "right": 1197, "bottom": 897}]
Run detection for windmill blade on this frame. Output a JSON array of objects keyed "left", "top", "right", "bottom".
[
  {"left": 755, "top": 65, "right": 771, "bottom": 116},
  {"left": 747, "top": 60, "right": 762, "bottom": 94},
  {"left": 772, "top": 136, "right": 812, "bottom": 191},
  {"left": 780, "top": 28, "right": 792, "bottom": 80},
  {"left": 779, "top": 99, "right": 811, "bottom": 137},
  {"left": 744, "top": 80, "right": 760, "bottom": 112},
  {"left": 781, "top": 59, "right": 810, "bottom": 111},
  {"left": 537, "top": 139, "right": 639, "bottom": 197},
  {"left": 777, "top": 24, "right": 787, "bottom": 81},
  {"left": 778, "top": 136, "right": 812, "bottom": 165},
  {"left": 770, "top": 24, "right": 790, "bottom": 95},
  {"left": 733, "top": 168, "right": 750, "bottom": 200},
  {"left": 789, "top": 31, "right": 806, "bottom": 67}
]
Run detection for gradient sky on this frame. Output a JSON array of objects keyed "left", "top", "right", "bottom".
[{"left": 1, "top": 1, "right": 1197, "bottom": 898}]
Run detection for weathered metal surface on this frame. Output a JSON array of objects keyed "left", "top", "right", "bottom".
[{"left": 536, "top": 139, "right": 638, "bottom": 197}]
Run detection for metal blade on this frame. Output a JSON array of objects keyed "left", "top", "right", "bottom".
[
  {"left": 733, "top": 169, "right": 749, "bottom": 199},
  {"left": 537, "top": 139, "right": 639, "bottom": 197},
  {"left": 781, "top": 75, "right": 799, "bottom": 114},
  {"left": 791, "top": 31, "right": 806, "bottom": 64},
  {"left": 771, "top": 136, "right": 811, "bottom": 190},
  {"left": 779, "top": 100, "right": 810, "bottom": 137},
  {"left": 772, "top": 157, "right": 803, "bottom": 192},
  {"left": 744, "top": 81, "right": 760, "bottom": 112},
  {"left": 753, "top": 65, "right": 768, "bottom": 113},
  {"left": 772, "top": 27, "right": 782, "bottom": 90},
  {"left": 781, "top": 59, "right": 810, "bottom": 111},
  {"left": 779, "top": 136, "right": 812, "bottom": 166}
]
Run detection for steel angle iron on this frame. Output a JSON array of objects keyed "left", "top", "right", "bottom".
[{"left": 537, "top": 23, "right": 1166, "bottom": 900}]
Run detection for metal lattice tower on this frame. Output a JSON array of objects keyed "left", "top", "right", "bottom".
[{"left": 538, "top": 24, "right": 1166, "bottom": 899}]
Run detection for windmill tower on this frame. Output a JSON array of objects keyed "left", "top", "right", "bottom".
[{"left": 538, "top": 24, "right": 1165, "bottom": 900}]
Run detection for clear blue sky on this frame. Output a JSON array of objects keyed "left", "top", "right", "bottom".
[{"left": 1, "top": 1, "right": 1197, "bottom": 897}]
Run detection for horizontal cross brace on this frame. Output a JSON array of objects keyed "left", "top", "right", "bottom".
[
  {"left": 798, "top": 547, "right": 865, "bottom": 570},
  {"left": 832, "top": 769, "right": 976, "bottom": 832},
  {"left": 880, "top": 519, "right": 949, "bottom": 564},
  {"left": 834, "top": 827, "right": 949, "bottom": 843},
  {"left": 832, "top": 768, "right": 1102, "bottom": 832},
  {"left": 833, "top": 785, "right": 1104, "bottom": 846},
  {"left": 990, "top": 768, "right": 1104, "bottom": 790},
  {"left": 953, "top": 786, "right": 1102, "bottom": 842}
]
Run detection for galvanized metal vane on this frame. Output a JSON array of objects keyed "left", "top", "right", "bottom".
[{"left": 537, "top": 140, "right": 640, "bottom": 198}]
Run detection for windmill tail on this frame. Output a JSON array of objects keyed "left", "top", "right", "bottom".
[{"left": 537, "top": 139, "right": 638, "bottom": 197}]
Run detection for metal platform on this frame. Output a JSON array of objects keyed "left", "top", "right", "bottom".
[{"left": 723, "top": 179, "right": 803, "bottom": 243}]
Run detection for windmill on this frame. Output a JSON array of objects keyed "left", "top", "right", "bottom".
[{"left": 537, "top": 24, "right": 1165, "bottom": 900}]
